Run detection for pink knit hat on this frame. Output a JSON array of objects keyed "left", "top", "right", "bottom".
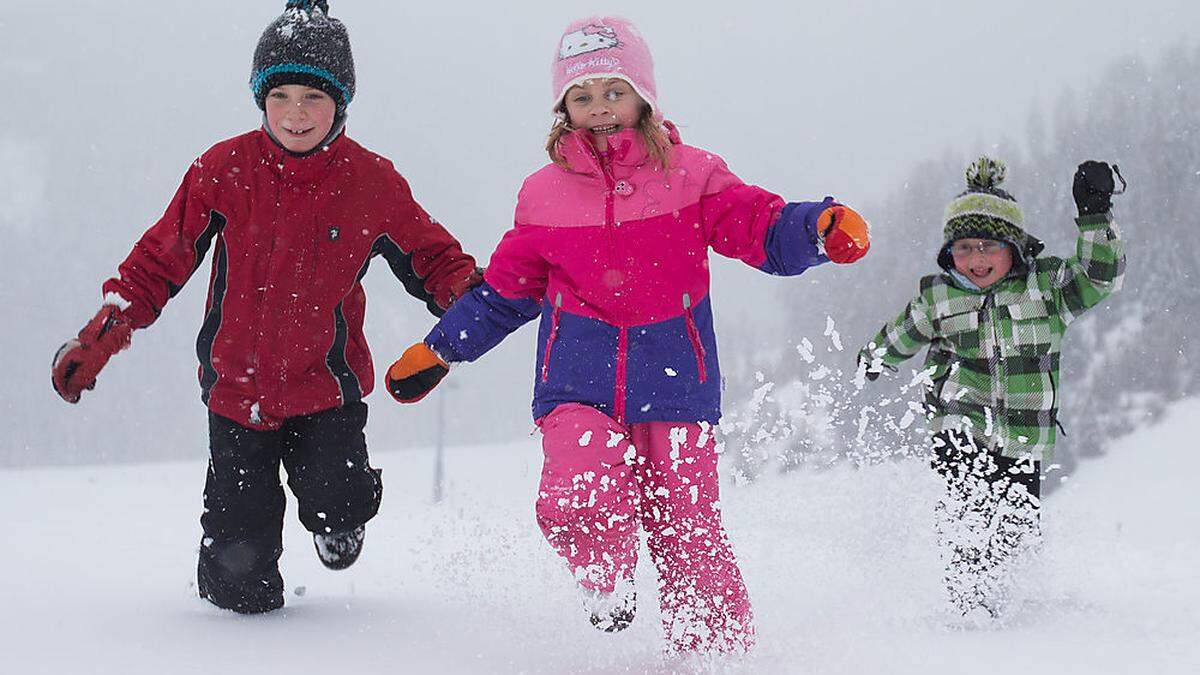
[{"left": 551, "top": 16, "right": 659, "bottom": 117}]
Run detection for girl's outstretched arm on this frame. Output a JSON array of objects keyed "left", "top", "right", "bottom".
[
  {"left": 385, "top": 224, "right": 546, "bottom": 403},
  {"left": 700, "top": 154, "right": 868, "bottom": 274},
  {"left": 424, "top": 224, "right": 547, "bottom": 363}
]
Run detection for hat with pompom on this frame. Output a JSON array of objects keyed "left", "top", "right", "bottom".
[
  {"left": 938, "top": 157, "right": 1044, "bottom": 271},
  {"left": 551, "top": 16, "right": 659, "bottom": 118},
  {"left": 250, "top": 0, "right": 355, "bottom": 112}
]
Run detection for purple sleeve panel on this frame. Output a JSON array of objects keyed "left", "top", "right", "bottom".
[
  {"left": 424, "top": 281, "right": 541, "bottom": 364},
  {"left": 759, "top": 198, "right": 834, "bottom": 276}
]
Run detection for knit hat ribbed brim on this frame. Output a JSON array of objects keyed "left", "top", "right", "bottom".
[{"left": 250, "top": 0, "right": 355, "bottom": 111}]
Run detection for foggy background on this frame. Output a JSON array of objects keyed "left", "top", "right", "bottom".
[{"left": 2, "top": 0, "right": 1197, "bottom": 468}]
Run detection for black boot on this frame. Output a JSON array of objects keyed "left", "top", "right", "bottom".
[
  {"left": 313, "top": 524, "right": 366, "bottom": 570},
  {"left": 197, "top": 539, "right": 285, "bottom": 614}
]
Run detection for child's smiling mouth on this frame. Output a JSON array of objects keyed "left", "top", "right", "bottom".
[
  {"left": 283, "top": 126, "right": 315, "bottom": 137},
  {"left": 589, "top": 124, "right": 620, "bottom": 136}
]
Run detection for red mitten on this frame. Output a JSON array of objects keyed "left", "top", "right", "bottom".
[
  {"left": 817, "top": 205, "right": 870, "bottom": 264},
  {"left": 447, "top": 267, "right": 485, "bottom": 307},
  {"left": 386, "top": 343, "right": 450, "bottom": 403},
  {"left": 51, "top": 305, "right": 133, "bottom": 404}
]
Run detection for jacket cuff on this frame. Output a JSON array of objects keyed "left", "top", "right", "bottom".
[
  {"left": 1075, "top": 212, "right": 1114, "bottom": 230},
  {"left": 101, "top": 286, "right": 156, "bottom": 329}
]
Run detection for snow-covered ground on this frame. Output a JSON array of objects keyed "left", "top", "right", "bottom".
[{"left": 2, "top": 398, "right": 1197, "bottom": 674}]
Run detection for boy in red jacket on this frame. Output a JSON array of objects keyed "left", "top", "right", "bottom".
[{"left": 49, "top": 0, "right": 479, "bottom": 614}]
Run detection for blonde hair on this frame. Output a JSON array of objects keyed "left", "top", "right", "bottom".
[{"left": 546, "top": 103, "right": 673, "bottom": 171}]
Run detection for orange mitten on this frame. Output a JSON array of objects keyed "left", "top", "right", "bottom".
[
  {"left": 385, "top": 343, "right": 450, "bottom": 403},
  {"left": 816, "top": 205, "right": 870, "bottom": 264}
]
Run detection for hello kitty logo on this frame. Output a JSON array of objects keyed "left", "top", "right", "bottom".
[{"left": 558, "top": 24, "right": 621, "bottom": 60}]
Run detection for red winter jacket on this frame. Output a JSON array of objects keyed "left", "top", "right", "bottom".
[{"left": 103, "top": 129, "right": 478, "bottom": 429}]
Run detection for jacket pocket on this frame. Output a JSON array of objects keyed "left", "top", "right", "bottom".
[
  {"left": 1007, "top": 297, "right": 1053, "bottom": 350},
  {"left": 682, "top": 293, "right": 708, "bottom": 383},
  {"left": 932, "top": 310, "right": 980, "bottom": 352},
  {"left": 540, "top": 293, "right": 563, "bottom": 383}
]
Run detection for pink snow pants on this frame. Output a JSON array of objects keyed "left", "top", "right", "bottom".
[{"left": 535, "top": 403, "right": 754, "bottom": 653}]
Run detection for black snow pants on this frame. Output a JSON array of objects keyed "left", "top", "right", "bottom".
[
  {"left": 931, "top": 429, "right": 1041, "bottom": 617},
  {"left": 197, "top": 401, "right": 382, "bottom": 613}
]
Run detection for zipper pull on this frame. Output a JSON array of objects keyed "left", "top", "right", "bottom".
[
  {"left": 555, "top": 292, "right": 563, "bottom": 309},
  {"left": 682, "top": 293, "right": 692, "bottom": 310}
]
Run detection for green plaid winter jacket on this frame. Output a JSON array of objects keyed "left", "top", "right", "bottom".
[{"left": 860, "top": 213, "right": 1125, "bottom": 460}]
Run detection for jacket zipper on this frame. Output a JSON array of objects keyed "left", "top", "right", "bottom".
[
  {"left": 981, "top": 293, "right": 1005, "bottom": 449},
  {"left": 614, "top": 327, "right": 628, "bottom": 424},
  {"left": 599, "top": 151, "right": 618, "bottom": 266},
  {"left": 682, "top": 293, "right": 708, "bottom": 383},
  {"left": 248, "top": 180, "right": 285, "bottom": 421},
  {"left": 597, "top": 150, "right": 629, "bottom": 421},
  {"left": 541, "top": 292, "right": 563, "bottom": 382}
]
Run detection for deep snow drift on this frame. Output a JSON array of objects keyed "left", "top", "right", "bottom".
[{"left": 2, "top": 398, "right": 1197, "bottom": 674}]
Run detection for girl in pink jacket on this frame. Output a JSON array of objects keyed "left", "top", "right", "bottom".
[{"left": 387, "top": 16, "right": 870, "bottom": 653}]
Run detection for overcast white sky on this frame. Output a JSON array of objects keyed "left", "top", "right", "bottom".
[{"left": 3, "top": 0, "right": 1197, "bottom": 463}]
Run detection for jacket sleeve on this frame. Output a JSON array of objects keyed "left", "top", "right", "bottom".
[
  {"left": 1046, "top": 213, "right": 1126, "bottom": 326},
  {"left": 101, "top": 160, "right": 224, "bottom": 330},
  {"left": 858, "top": 284, "right": 937, "bottom": 374},
  {"left": 700, "top": 155, "right": 831, "bottom": 275},
  {"left": 379, "top": 172, "right": 479, "bottom": 317},
  {"left": 424, "top": 224, "right": 545, "bottom": 363}
]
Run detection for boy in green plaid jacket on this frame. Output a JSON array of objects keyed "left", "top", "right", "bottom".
[{"left": 858, "top": 157, "right": 1125, "bottom": 619}]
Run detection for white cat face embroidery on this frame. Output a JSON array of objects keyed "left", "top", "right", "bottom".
[{"left": 558, "top": 25, "right": 620, "bottom": 60}]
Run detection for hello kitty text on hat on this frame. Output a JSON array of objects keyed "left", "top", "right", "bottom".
[{"left": 551, "top": 16, "right": 659, "bottom": 117}]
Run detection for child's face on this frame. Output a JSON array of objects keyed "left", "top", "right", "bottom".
[
  {"left": 265, "top": 85, "right": 337, "bottom": 154},
  {"left": 562, "top": 78, "right": 645, "bottom": 152},
  {"left": 950, "top": 238, "right": 1013, "bottom": 288}
]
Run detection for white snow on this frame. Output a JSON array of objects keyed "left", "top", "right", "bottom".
[{"left": 1, "top": 399, "right": 1198, "bottom": 673}]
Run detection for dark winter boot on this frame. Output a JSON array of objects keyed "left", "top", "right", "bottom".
[
  {"left": 583, "top": 585, "right": 637, "bottom": 633},
  {"left": 313, "top": 524, "right": 366, "bottom": 570},
  {"left": 197, "top": 539, "right": 285, "bottom": 614}
]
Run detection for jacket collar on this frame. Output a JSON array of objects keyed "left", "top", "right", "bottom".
[
  {"left": 556, "top": 120, "right": 682, "bottom": 175},
  {"left": 942, "top": 265, "right": 1030, "bottom": 294},
  {"left": 557, "top": 128, "right": 643, "bottom": 176},
  {"left": 256, "top": 126, "right": 347, "bottom": 185}
]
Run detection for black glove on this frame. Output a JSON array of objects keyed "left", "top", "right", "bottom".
[
  {"left": 1072, "top": 161, "right": 1115, "bottom": 216},
  {"left": 857, "top": 354, "right": 881, "bottom": 382}
]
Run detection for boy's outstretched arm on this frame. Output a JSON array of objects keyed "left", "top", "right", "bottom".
[
  {"left": 52, "top": 161, "right": 221, "bottom": 403},
  {"left": 858, "top": 287, "right": 937, "bottom": 381},
  {"left": 381, "top": 174, "right": 480, "bottom": 317},
  {"left": 386, "top": 225, "right": 546, "bottom": 403},
  {"left": 1052, "top": 161, "right": 1127, "bottom": 325}
]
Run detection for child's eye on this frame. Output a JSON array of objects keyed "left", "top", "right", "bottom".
[
  {"left": 604, "top": 90, "right": 623, "bottom": 102},
  {"left": 573, "top": 95, "right": 590, "bottom": 104}
]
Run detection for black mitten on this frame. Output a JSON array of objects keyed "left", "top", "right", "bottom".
[{"left": 1072, "top": 161, "right": 1115, "bottom": 216}]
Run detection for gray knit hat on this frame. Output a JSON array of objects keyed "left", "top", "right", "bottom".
[
  {"left": 937, "top": 157, "right": 1044, "bottom": 272},
  {"left": 250, "top": 0, "right": 355, "bottom": 112}
]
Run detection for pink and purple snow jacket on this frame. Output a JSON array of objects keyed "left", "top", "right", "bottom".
[{"left": 425, "top": 126, "right": 834, "bottom": 424}]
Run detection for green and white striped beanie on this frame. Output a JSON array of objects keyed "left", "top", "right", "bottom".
[{"left": 938, "top": 157, "right": 1043, "bottom": 271}]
